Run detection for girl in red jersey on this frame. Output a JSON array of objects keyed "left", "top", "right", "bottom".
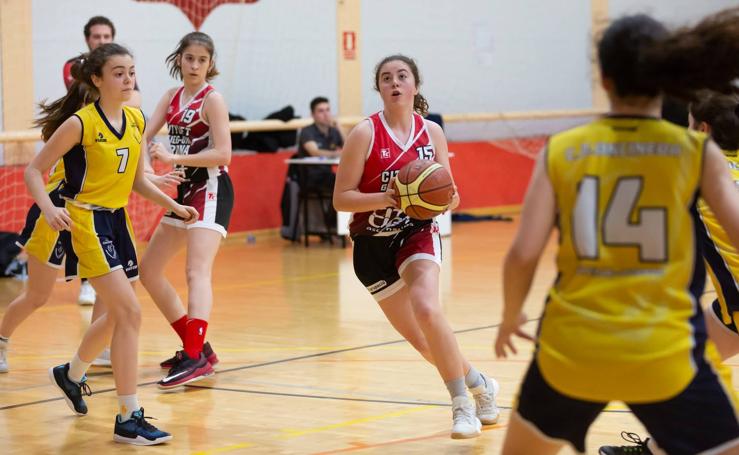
[
  {"left": 333, "top": 55, "right": 499, "bottom": 439},
  {"left": 141, "top": 32, "right": 233, "bottom": 389}
]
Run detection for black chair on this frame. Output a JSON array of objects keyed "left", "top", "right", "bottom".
[
  {"left": 297, "top": 185, "right": 336, "bottom": 247},
  {"left": 286, "top": 160, "right": 338, "bottom": 246}
]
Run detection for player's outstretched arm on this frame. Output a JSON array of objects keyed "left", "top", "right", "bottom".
[{"left": 496, "top": 151, "right": 555, "bottom": 357}]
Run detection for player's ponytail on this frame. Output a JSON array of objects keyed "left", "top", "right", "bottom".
[
  {"left": 36, "top": 43, "right": 131, "bottom": 141},
  {"left": 690, "top": 91, "right": 739, "bottom": 151},
  {"left": 598, "top": 7, "right": 739, "bottom": 100},
  {"left": 374, "top": 54, "right": 429, "bottom": 117}
]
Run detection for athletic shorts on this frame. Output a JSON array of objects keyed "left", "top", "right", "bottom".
[
  {"left": 19, "top": 188, "right": 78, "bottom": 280},
  {"left": 67, "top": 204, "right": 138, "bottom": 281},
  {"left": 516, "top": 353, "right": 739, "bottom": 454},
  {"left": 161, "top": 172, "right": 233, "bottom": 238},
  {"left": 352, "top": 223, "right": 442, "bottom": 301},
  {"left": 700, "top": 222, "right": 739, "bottom": 334}
]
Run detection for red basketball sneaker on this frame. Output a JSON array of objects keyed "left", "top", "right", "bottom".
[
  {"left": 157, "top": 352, "right": 214, "bottom": 389},
  {"left": 160, "top": 341, "right": 219, "bottom": 369}
]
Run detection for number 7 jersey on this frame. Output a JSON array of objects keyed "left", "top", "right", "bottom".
[
  {"left": 540, "top": 116, "right": 709, "bottom": 403},
  {"left": 61, "top": 101, "right": 145, "bottom": 209}
]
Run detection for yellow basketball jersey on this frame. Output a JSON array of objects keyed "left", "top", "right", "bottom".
[
  {"left": 61, "top": 102, "right": 144, "bottom": 209},
  {"left": 539, "top": 116, "right": 707, "bottom": 403},
  {"left": 697, "top": 149, "right": 739, "bottom": 324},
  {"left": 46, "top": 159, "right": 65, "bottom": 192}
]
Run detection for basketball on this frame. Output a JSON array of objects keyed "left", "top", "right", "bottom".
[{"left": 394, "top": 159, "right": 454, "bottom": 220}]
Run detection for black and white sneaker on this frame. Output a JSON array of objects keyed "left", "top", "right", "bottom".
[
  {"left": 158, "top": 352, "right": 213, "bottom": 389},
  {"left": 113, "top": 408, "right": 172, "bottom": 445},
  {"left": 599, "top": 432, "right": 653, "bottom": 455},
  {"left": 49, "top": 363, "right": 92, "bottom": 415}
]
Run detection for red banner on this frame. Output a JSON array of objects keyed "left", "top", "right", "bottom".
[{"left": 135, "top": 0, "right": 259, "bottom": 30}]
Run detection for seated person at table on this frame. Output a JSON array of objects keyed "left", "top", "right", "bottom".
[{"left": 296, "top": 97, "right": 344, "bottom": 192}]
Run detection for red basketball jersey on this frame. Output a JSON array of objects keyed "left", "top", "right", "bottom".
[
  {"left": 349, "top": 111, "right": 436, "bottom": 237},
  {"left": 166, "top": 84, "right": 226, "bottom": 182}
]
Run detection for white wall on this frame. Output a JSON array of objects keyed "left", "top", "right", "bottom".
[
  {"left": 32, "top": 0, "right": 337, "bottom": 120},
  {"left": 28, "top": 0, "right": 739, "bottom": 135},
  {"left": 361, "top": 0, "right": 593, "bottom": 116}
]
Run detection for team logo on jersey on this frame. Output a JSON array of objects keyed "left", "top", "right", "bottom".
[
  {"left": 207, "top": 192, "right": 216, "bottom": 201},
  {"left": 54, "top": 244, "right": 64, "bottom": 260},
  {"left": 380, "top": 148, "right": 391, "bottom": 159},
  {"left": 95, "top": 132, "right": 107, "bottom": 143},
  {"left": 103, "top": 241, "right": 117, "bottom": 260},
  {"left": 125, "top": 259, "right": 137, "bottom": 272}
]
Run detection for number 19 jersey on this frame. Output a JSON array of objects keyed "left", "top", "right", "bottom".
[{"left": 540, "top": 116, "right": 708, "bottom": 403}]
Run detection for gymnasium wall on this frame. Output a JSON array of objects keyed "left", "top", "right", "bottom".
[
  {"left": 28, "top": 0, "right": 737, "bottom": 141},
  {"left": 4, "top": 0, "right": 737, "bottom": 235},
  {"left": 32, "top": 0, "right": 338, "bottom": 121},
  {"left": 361, "top": 0, "right": 592, "bottom": 116}
]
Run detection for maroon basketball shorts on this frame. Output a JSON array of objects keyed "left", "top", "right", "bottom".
[{"left": 352, "top": 223, "right": 442, "bottom": 301}]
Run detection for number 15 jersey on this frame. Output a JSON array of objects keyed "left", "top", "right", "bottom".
[
  {"left": 62, "top": 101, "right": 145, "bottom": 210},
  {"left": 540, "top": 116, "right": 709, "bottom": 403},
  {"left": 349, "top": 111, "right": 435, "bottom": 238}
]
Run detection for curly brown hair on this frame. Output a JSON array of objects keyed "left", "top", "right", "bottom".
[
  {"left": 373, "top": 55, "right": 429, "bottom": 117},
  {"left": 598, "top": 7, "right": 739, "bottom": 100}
]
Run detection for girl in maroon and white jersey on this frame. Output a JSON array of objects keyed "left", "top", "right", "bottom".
[
  {"left": 334, "top": 55, "right": 500, "bottom": 439},
  {"left": 142, "top": 32, "right": 233, "bottom": 389}
]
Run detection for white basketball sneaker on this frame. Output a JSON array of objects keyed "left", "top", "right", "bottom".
[
  {"left": 78, "top": 281, "right": 96, "bottom": 306},
  {"left": 451, "top": 396, "right": 482, "bottom": 439},
  {"left": 470, "top": 374, "right": 500, "bottom": 425},
  {"left": 0, "top": 339, "right": 8, "bottom": 373},
  {"left": 92, "top": 347, "right": 112, "bottom": 367}
]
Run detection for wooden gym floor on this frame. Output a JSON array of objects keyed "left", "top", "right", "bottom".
[{"left": 0, "top": 219, "right": 735, "bottom": 454}]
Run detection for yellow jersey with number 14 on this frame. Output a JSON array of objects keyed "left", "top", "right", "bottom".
[
  {"left": 540, "top": 116, "right": 708, "bottom": 403},
  {"left": 61, "top": 101, "right": 145, "bottom": 209}
]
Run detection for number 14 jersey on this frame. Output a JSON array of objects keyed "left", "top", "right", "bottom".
[{"left": 540, "top": 116, "right": 710, "bottom": 403}]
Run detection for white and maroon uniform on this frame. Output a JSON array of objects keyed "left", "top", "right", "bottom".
[
  {"left": 160, "top": 84, "right": 233, "bottom": 237},
  {"left": 351, "top": 111, "right": 442, "bottom": 301}
]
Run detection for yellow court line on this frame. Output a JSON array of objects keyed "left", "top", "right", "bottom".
[
  {"left": 191, "top": 442, "right": 255, "bottom": 455},
  {"left": 280, "top": 405, "right": 435, "bottom": 438},
  {"left": 604, "top": 402, "right": 629, "bottom": 411}
]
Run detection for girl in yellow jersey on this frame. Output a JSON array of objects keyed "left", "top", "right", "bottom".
[
  {"left": 599, "top": 90, "right": 739, "bottom": 455},
  {"left": 0, "top": 84, "right": 94, "bottom": 373},
  {"left": 494, "top": 9, "right": 739, "bottom": 455},
  {"left": 692, "top": 92, "right": 739, "bottom": 362},
  {"left": 24, "top": 43, "right": 197, "bottom": 446}
]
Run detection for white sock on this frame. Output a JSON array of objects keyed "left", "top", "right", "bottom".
[
  {"left": 67, "top": 353, "right": 91, "bottom": 383},
  {"left": 118, "top": 394, "right": 139, "bottom": 421}
]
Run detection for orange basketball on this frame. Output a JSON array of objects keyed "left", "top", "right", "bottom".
[{"left": 394, "top": 159, "right": 454, "bottom": 220}]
